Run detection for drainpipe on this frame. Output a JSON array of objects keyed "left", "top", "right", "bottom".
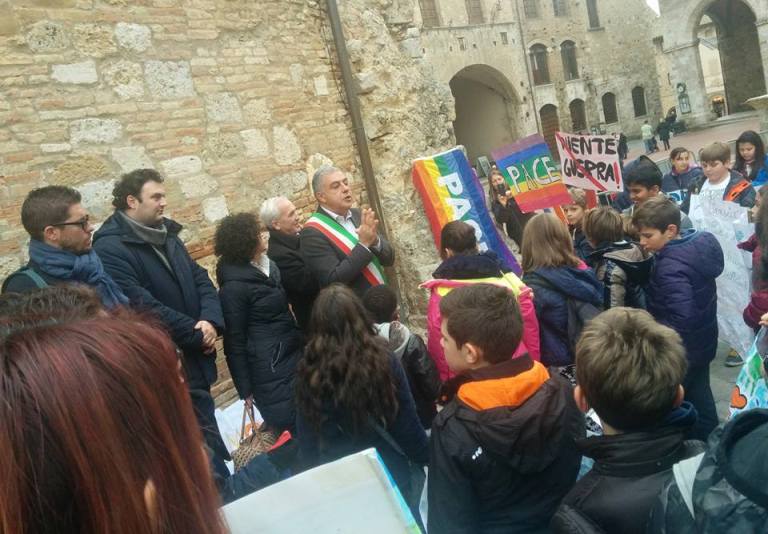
[
  {"left": 325, "top": 0, "right": 389, "bottom": 237},
  {"left": 513, "top": 0, "right": 542, "bottom": 134}
]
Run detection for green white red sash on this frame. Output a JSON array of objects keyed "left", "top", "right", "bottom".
[{"left": 305, "top": 211, "right": 387, "bottom": 286}]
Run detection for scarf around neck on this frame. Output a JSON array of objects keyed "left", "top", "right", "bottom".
[
  {"left": 118, "top": 210, "right": 168, "bottom": 246},
  {"left": 29, "top": 240, "right": 129, "bottom": 309}
]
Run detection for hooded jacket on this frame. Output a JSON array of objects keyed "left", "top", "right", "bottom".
[
  {"left": 522, "top": 266, "right": 604, "bottom": 367},
  {"left": 217, "top": 260, "right": 303, "bottom": 431},
  {"left": 662, "top": 165, "right": 704, "bottom": 207},
  {"left": 428, "top": 355, "right": 583, "bottom": 534},
  {"left": 375, "top": 321, "right": 441, "bottom": 429},
  {"left": 92, "top": 213, "right": 224, "bottom": 389},
  {"left": 551, "top": 403, "right": 704, "bottom": 534},
  {"left": 682, "top": 170, "right": 757, "bottom": 213},
  {"left": 423, "top": 252, "right": 541, "bottom": 381},
  {"left": 646, "top": 230, "right": 724, "bottom": 367},
  {"left": 648, "top": 409, "right": 768, "bottom": 533},
  {"left": 738, "top": 233, "right": 768, "bottom": 330},
  {"left": 587, "top": 241, "right": 653, "bottom": 309}
]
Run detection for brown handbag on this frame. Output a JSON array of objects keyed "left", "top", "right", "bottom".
[{"left": 231, "top": 403, "right": 278, "bottom": 472}]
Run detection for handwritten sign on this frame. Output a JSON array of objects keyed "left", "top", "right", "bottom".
[
  {"left": 490, "top": 134, "right": 572, "bottom": 213},
  {"left": 689, "top": 191, "right": 754, "bottom": 357},
  {"left": 555, "top": 132, "right": 623, "bottom": 192}
]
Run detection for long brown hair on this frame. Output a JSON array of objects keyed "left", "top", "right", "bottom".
[
  {"left": 297, "top": 284, "right": 398, "bottom": 436},
  {"left": 0, "top": 314, "right": 224, "bottom": 534},
  {"left": 521, "top": 213, "right": 581, "bottom": 273}
]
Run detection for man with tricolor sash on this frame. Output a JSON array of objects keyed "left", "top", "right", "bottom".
[{"left": 300, "top": 165, "right": 394, "bottom": 297}]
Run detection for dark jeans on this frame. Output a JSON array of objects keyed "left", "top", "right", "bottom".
[{"left": 683, "top": 363, "right": 718, "bottom": 441}]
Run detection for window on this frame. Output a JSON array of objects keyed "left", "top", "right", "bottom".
[
  {"left": 529, "top": 44, "right": 550, "bottom": 85},
  {"left": 560, "top": 40, "right": 579, "bottom": 80},
  {"left": 419, "top": 0, "right": 440, "bottom": 28},
  {"left": 586, "top": 0, "right": 600, "bottom": 28},
  {"left": 553, "top": 0, "right": 569, "bottom": 17},
  {"left": 632, "top": 86, "right": 647, "bottom": 117},
  {"left": 458, "top": 37, "right": 467, "bottom": 51},
  {"left": 523, "top": 0, "right": 539, "bottom": 18},
  {"left": 602, "top": 92, "right": 618, "bottom": 123},
  {"left": 570, "top": 99, "right": 587, "bottom": 132},
  {"left": 500, "top": 32, "right": 508, "bottom": 45},
  {"left": 465, "top": 0, "right": 484, "bottom": 24}
]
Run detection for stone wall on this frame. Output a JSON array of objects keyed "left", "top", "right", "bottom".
[{"left": 0, "top": 0, "right": 456, "bottom": 405}]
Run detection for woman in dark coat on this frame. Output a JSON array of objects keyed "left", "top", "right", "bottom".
[{"left": 215, "top": 212, "right": 302, "bottom": 433}]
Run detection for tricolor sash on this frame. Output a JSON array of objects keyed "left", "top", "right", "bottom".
[{"left": 305, "top": 211, "right": 387, "bottom": 287}]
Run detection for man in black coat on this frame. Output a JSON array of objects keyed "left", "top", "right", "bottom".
[
  {"left": 92, "top": 169, "right": 228, "bottom": 467},
  {"left": 260, "top": 196, "right": 318, "bottom": 332},
  {"left": 300, "top": 165, "right": 394, "bottom": 298}
]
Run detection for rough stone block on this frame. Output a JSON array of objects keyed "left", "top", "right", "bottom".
[
  {"left": 243, "top": 98, "right": 272, "bottom": 124},
  {"left": 202, "top": 195, "right": 228, "bottom": 222},
  {"left": 51, "top": 60, "right": 98, "bottom": 84},
  {"left": 204, "top": 133, "right": 243, "bottom": 162},
  {"left": 72, "top": 24, "right": 117, "bottom": 57},
  {"left": 240, "top": 129, "right": 269, "bottom": 158},
  {"left": 0, "top": 255, "right": 21, "bottom": 280},
  {"left": 79, "top": 178, "right": 116, "bottom": 215},
  {"left": 50, "top": 155, "right": 111, "bottom": 185},
  {"left": 179, "top": 174, "right": 216, "bottom": 198},
  {"left": 161, "top": 155, "right": 202, "bottom": 176},
  {"left": 102, "top": 60, "right": 145, "bottom": 99},
  {"left": 0, "top": 2, "right": 19, "bottom": 36},
  {"left": 26, "top": 20, "right": 69, "bottom": 52},
  {"left": 114, "top": 22, "right": 151, "bottom": 52},
  {"left": 145, "top": 61, "right": 195, "bottom": 99},
  {"left": 204, "top": 92, "right": 242, "bottom": 123},
  {"left": 69, "top": 118, "right": 123, "bottom": 145},
  {"left": 314, "top": 75, "right": 329, "bottom": 96},
  {"left": 111, "top": 146, "right": 154, "bottom": 172},
  {"left": 272, "top": 125, "right": 301, "bottom": 165},
  {"left": 289, "top": 63, "right": 304, "bottom": 84},
  {"left": 40, "top": 143, "right": 72, "bottom": 153}
]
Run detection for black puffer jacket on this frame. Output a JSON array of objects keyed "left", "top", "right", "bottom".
[
  {"left": 551, "top": 402, "right": 704, "bottom": 534},
  {"left": 587, "top": 241, "right": 653, "bottom": 309},
  {"left": 648, "top": 409, "right": 768, "bottom": 533},
  {"left": 217, "top": 260, "right": 302, "bottom": 432}
]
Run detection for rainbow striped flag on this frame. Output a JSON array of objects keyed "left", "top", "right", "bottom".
[
  {"left": 491, "top": 134, "right": 572, "bottom": 213},
  {"left": 412, "top": 147, "right": 520, "bottom": 273}
]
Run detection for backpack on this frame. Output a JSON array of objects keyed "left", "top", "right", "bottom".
[
  {"left": 1, "top": 267, "right": 49, "bottom": 292},
  {"left": 527, "top": 273, "right": 602, "bottom": 350}
]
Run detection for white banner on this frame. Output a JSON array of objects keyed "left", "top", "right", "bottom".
[
  {"left": 554, "top": 132, "right": 624, "bottom": 192},
  {"left": 689, "top": 192, "right": 754, "bottom": 356}
]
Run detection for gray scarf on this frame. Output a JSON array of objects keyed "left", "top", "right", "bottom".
[{"left": 118, "top": 211, "right": 168, "bottom": 246}]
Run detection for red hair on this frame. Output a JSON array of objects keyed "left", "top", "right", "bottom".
[{"left": 0, "top": 314, "right": 225, "bottom": 534}]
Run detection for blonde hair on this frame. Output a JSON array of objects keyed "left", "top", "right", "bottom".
[
  {"left": 576, "top": 307, "right": 687, "bottom": 431},
  {"left": 699, "top": 141, "right": 730, "bottom": 164},
  {"left": 567, "top": 187, "right": 587, "bottom": 209},
  {"left": 521, "top": 213, "right": 581, "bottom": 272}
]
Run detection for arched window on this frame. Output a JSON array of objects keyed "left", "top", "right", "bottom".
[
  {"left": 419, "top": 0, "right": 440, "bottom": 27},
  {"left": 553, "top": 0, "right": 568, "bottom": 17},
  {"left": 586, "top": 0, "right": 600, "bottom": 28},
  {"left": 530, "top": 44, "right": 550, "bottom": 85},
  {"left": 465, "top": 0, "right": 484, "bottom": 24},
  {"left": 560, "top": 40, "right": 579, "bottom": 80},
  {"left": 632, "top": 86, "right": 648, "bottom": 117},
  {"left": 602, "top": 92, "right": 618, "bottom": 123},
  {"left": 570, "top": 99, "right": 587, "bottom": 132}
]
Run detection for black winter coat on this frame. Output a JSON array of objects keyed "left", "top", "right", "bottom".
[
  {"left": 217, "top": 260, "right": 302, "bottom": 432},
  {"left": 551, "top": 402, "right": 704, "bottom": 534},
  {"left": 93, "top": 214, "right": 224, "bottom": 389},
  {"left": 587, "top": 241, "right": 652, "bottom": 309},
  {"left": 2, "top": 259, "right": 65, "bottom": 293},
  {"left": 299, "top": 207, "right": 395, "bottom": 297},
  {"left": 649, "top": 409, "right": 768, "bottom": 533},
  {"left": 266, "top": 228, "right": 318, "bottom": 333},
  {"left": 428, "top": 355, "right": 583, "bottom": 534}
]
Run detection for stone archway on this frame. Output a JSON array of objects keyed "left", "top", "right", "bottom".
[
  {"left": 700, "top": 0, "right": 766, "bottom": 113},
  {"left": 449, "top": 64, "right": 521, "bottom": 165},
  {"left": 539, "top": 104, "right": 560, "bottom": 157}
]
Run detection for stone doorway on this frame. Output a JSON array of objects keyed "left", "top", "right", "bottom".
[
  {"left": 569, "top": 99, "right": 587, "bottom": 133},
  {"left": 699, "top": 0, "right": 766, "bottom": 114},
  {"left": 449, "top": 64, "right": 521, "bottom": 165},
  {"left": 539, "top": 104, "right": 560, "bottom": 158}
]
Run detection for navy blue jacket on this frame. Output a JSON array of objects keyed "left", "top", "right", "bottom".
[
  {"left": 93, "top": 213, "right": 224, "bottom": 388},
  {"left": 523, "top": 266, "right": 604, "bottom": 367},
  {"left": 662, "top": 166, "right": 704, "bottom": 208},
  {"left": 646, "top": 230, "right": 724, "bottom": 367},
  {"left": 217, "top": 260, "right": 302, "bottom": 431},
  {"left": 296, "top": 352, "right": 428, "bottom": 493}
]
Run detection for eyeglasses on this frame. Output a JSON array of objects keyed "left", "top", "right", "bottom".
[{"left": 51, "top": 216, "right": 90, "bottom": 231}]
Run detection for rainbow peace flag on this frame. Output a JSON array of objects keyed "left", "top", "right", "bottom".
[
  {"left": 412, "top": 147, "right": 520, "bottom": 274},
  {"left": 491, "top": 134, "right": 572, "bottom": 213}
]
